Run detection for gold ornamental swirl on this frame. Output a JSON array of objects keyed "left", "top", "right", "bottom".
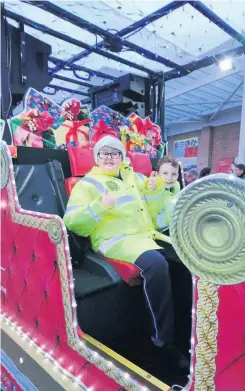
[
  {"left": 170, "top": 174, "right": 245, "bottom": 285},
  {"left": 195, "top": 279, "right": 219, "bottom": 391},
  {"left": 2, "top": 139, "right": 150, "bottom": 391}
]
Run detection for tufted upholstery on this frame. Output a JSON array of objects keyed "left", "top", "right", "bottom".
[
  {"left": 1, "top": 186, "right": 122, "bottom": 390},
  {"left": 13, "top": 162, "right": 121, "bottom": 290}
]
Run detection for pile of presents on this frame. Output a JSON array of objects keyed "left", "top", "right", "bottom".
[{"left": 6, "top": 88, "right": 165, "bottom": 159}]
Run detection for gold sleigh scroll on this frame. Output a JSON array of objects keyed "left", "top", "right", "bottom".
[{"left": 170, "top": 174, "right": 245, "bottom": 391}]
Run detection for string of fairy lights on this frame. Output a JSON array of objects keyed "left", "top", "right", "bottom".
[
  {"left": 1, "top": 155, "right": 151, "bottom": 391},
  {"left": 1, "top": 147, "right": 195, "bottom": 390},
  {"left": 3, "top": 0, "right": 245, "bottom": 110},
  {"left": 5, "top": 0, "right": 245, "bottom": 83}
]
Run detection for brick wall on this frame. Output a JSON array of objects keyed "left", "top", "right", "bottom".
[
  {"left": 211, "top": 122, "right": 240, "bottom": 172},
  {"left": 167, "top": 122, "right": 240, "bottom": 172}
]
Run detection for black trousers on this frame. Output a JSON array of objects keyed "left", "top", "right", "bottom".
[
  {"left": 135, "top": 243, "right": 192, "bottom": 348},
  {"left": 135, "top": 249, "right": 174, "bottom": 346}
]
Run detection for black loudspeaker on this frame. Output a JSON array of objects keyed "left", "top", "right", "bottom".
[
  {"left": 91, "top": 74, "right": 148, "bottom": 118},
  {"left": 1, "top": 17, "right": 52, "bottom": 110}
]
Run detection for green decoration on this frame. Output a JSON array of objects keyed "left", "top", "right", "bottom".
[{"left": 170, "top": 174, "right": 245, "bottom": 285}]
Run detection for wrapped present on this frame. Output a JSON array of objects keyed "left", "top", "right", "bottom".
[
  {"left": 54, "top": 119, "right": 92, "bottom": 147},
  {"left": 54, "top": 99, "right": 92, "bottom": 148},
  {"left": 127, "top": 113, "right": 163, "bottom": 158},
  {"left": 9, "top": 109, "right": 56, "bottom": 149},
  {"left": 128, "top": 113, "right": 162, "bottom": 144},
  {"left": 24, "top": 88, "right": 61, "bottom": 129},
  {"left": 90, "top": 105, "right": 130, "bottom": 140},
  {"left": 61, "top": 99, "right": 91, "bottom": 122},
  {"left": 90, "top": 120, "right": 119, "bottom": 147},
  {"left": 119, "top": 125, "right": 145, "bottom": 153},
  {"left": 8, "top": 88, "right": 62, "bottom": 149}
]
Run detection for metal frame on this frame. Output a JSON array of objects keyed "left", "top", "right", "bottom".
[
  {"left": 21, "top": 0, "right": 245, "bottom": 81},
  {"left": 165, "top": 46, "right": 245, "bottom": 80},
  {"left": 50, "top": 74, "right": 93, "bottom": 89},
  {"left": 189, "top": 1, "right": 245, "bottom": 45},
  {"left": 209, "top": 80, "right": 244, "bottom": 121},
  {"left": 166, "top": 56, "right": 245, "bottom": 99},
  {"left": 3, "top": 9, "right": 161, "bottom": 77},
  {"left": 24, "top": 0, "right": 183, "bottom": 71},
  {"left": 49, "top": 56, "right": 118, "bottom": 81},
  {"left": 2, "top": 0, "right": 245, "bottom": 116},
  {"left": 44, "top": 84, "right": 90, "bottom": 97}
]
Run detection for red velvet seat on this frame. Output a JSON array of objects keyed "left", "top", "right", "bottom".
[
  {"left": 65, "top": 177, "right": 81, "bottom": 196},
  {"left": 66, "top": 147, "right": 154, "bottom": 285},
  {"left": 128, "top": 151, "right": 152, "bottom": 177}
]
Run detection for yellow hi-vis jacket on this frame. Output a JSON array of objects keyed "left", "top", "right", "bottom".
[
  {"left": 63, "top": 165, "right": 174, "bottom": 264},
  {"left": 153, "top": 181, "right": 180, "bottom": 232}
]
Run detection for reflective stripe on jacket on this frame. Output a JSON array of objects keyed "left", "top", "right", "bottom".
[{"left": 63, "top": 165, "right": 171, "bottom": 263}]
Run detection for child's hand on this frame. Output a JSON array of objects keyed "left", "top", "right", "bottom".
[
  {"left": 101, "top": 189, "right": 115, "bottom": 209},
  {"left": 148, "top": 172, "right": 157, "bottom": 191}
]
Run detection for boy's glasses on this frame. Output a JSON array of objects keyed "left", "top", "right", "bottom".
[{"left": 99, "top": 152, "right": 121, "bottom": 159}]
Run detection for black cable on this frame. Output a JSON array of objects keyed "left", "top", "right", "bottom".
[
  {"left": 5, "top": 18, "right": 13, "bottom": 120},
  {"left": 2, "top": 9, "right": 14, "bottom": 144}
]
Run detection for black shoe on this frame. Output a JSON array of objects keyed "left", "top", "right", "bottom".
[
  {"left": 145, "top": 343, "right": 189, "bottom": 384},
  {"left": 162, "top": 344, "right": 189, "bottom": 372}
]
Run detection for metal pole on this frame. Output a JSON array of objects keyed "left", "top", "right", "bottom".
[
  {"left": 117, "top": 1, "right": 188, "bottom": 38},
  {"left": 49, "top": 56, "right": 118, "bottom": 81},
  {"left": 237, "top": 68, "right": 245, "bottom": 164},
  {"left": 47, "top": 84, "right": 90, "bottom": 96},
  {"left": 26, "top": 0, "right": 185, "bottom": 75},
  {"left": 165, "top": 46, "right": 245, "bottom": 80},
  {"left": 51, "top": 74, "right": 93, "bottom": 88},
  {"left": 3, "top": 9, "right": 160, "bottom": 77},
  {"left": 24, "top": 0, "right": 181, "bottom": 71},
  {"left": 158, "top": 78, "right": 165, "bottom": 140},
  {"left": 190, "top": 1, "right": 245, "bottom": 45},
  {"left": 209, "top": 80, "right": 244, "bottom": 121}
]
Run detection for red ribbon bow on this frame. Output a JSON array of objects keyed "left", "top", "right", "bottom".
[
  {"left": 129, "top": 114, "right": 161, "bottom": 146},
  {"left": 62, "top": 99, "right": 81, "bottom": 120},
  {"left": 64, "top": 119, "right": 92, "bottom": 146},
  {"left": 23, "top": 110, "right": 54, "bottom": 135},
  {"left": 143, "top": 117, "right": 162, "bottom": 146},
  {"left": 91, "top": 120, "right": 119, "bottom": 145}
]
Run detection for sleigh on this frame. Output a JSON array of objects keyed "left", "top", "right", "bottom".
[{"left": 1, "top": 140, "right": 245, "bottom": 391}]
